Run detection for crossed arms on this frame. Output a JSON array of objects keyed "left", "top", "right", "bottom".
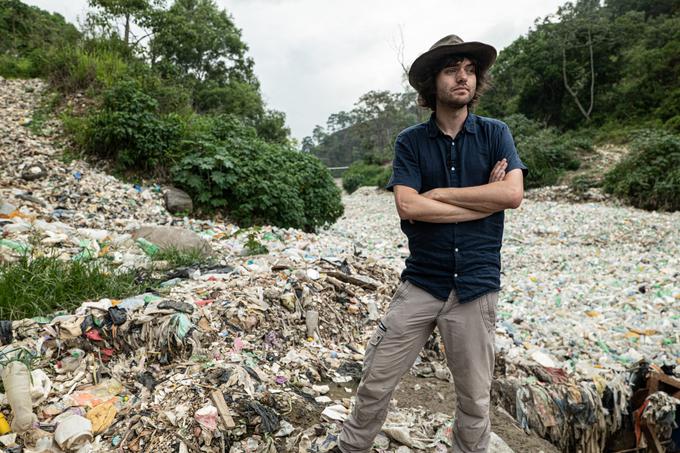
[{"left": 393, "top": 159, "right": 524, "bottom": 223}]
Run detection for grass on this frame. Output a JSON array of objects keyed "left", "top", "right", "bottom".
[
  {"left": 27, "top": 91, "right": 61, "bottom": 136},
  {"left": 151, "top": 247, "right": 210, "bottom": 268},
  {"left": 0, "top": 253, "right": 145, "bottom": 320}
]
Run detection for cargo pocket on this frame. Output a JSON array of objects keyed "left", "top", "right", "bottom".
[
  {"left": 479, "top": 292, "right": 498, "bottom": 333},
  {"left": 362, "top": 321, "right": 387, "bottom": 380},
  {"left": 387, "top": 280, "right": 412, "bottom": 311}
]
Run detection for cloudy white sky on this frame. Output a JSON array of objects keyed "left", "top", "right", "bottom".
[{"left": 25, "top": 0, "right": 566, "bottom": 141}]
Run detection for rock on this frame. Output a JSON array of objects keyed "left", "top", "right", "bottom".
[
  {"left": 21, "top": 164, "right": 47, "bottom": 181},
  {"left": 489, "top": 431, "right": 515, "bottom": 453},
  {"left": 130, "top": 226, "right": 211, "bottom": 256},
  {"left": 164, "top": 187, "right": 193, "bottom": 215}
]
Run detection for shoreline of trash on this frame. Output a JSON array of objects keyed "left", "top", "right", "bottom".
[{"left": 1, "top": 77, "right": 679, "bottom": 452}]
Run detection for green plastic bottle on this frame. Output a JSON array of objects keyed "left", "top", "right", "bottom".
[{"left": 135, "top": 238, "right": 159, "bottom": 256}]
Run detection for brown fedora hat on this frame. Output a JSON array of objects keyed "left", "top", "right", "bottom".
[{"left": 408, "top": 35, "right": 497, "bottom": 91}]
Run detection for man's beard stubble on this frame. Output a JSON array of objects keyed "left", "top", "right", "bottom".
[{"left": 437, "top": 88, "right": 475, "bottom": 110}]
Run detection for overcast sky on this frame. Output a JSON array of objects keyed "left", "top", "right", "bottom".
[{"left": 25, "top": 0, "right": 566, "bottom": 141}]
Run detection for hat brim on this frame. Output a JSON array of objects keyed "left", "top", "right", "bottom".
[{"left": 408, "top": 42, "right": 497, "bottom": 91}]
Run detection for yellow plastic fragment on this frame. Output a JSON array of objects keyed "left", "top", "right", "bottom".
[
  {"left": 0, "top": 413, "right": 10, "bottom": 435},
  {"left": 86, "top": 401, "right": 117, "bottom": 434}
]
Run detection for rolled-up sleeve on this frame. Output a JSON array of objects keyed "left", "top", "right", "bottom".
[
  {"left": 385, "top": 135, "right": 422, "bottom": 192},
  {"left": 497, "top": 125, "right": 528, "bottom": 177}
]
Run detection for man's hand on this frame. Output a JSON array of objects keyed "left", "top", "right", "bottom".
[
  {"left": 489, "top": 159, "right": 507, "bottom": 183},
  {"left": 418, "top": 166, "right": 524, "bottom": 213},
  {"left": 421, "top": 159, "right": 509, "bottom": 202},
  {"left": 394, "top": 185, "right": 492, "bottom": 224}
]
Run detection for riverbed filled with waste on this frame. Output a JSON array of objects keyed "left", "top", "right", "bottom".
[{"left": 0, "top": 77, "right": 678, "bottom": 452}]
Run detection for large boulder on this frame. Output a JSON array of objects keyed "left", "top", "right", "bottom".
[
  {"left": 130, "top": 226, "right": 211, "bottom": 256},
  {"left": 164, "top": 187, "right": 193, "bottom": 215}
]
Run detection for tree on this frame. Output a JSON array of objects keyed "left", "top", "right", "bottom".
[
  {"left": 605, "top": 0, "right": 679, "bottom": 19},
  {"left": 306, "top": 89, "right": 422, "bottom": 167},
  {"left": 86, "top": 0, "right": 155, "bottom": 47},
  {"left": 149, "top": 0, "right": 255, "bottom": 85},
  {"left": 254, "top": 110, "right": 290, "bottom": 145},
  {"left": 553, "top": 1, "right": 606, "bottom": 122},
  {"left": 0, "top": 0, "right": 79, "bottom": 54}
]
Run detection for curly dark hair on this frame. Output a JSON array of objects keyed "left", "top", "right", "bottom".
[{"left": 415, "top": 54, "right": 492, "bottom": 111}]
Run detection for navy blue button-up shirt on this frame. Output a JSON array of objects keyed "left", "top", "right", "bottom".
[{"left": 386, "top": 113, "right": 528, "bottom": 303}]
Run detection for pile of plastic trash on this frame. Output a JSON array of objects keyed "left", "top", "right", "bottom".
[{"left": 1, "top": 76, "right": 679, "bottom": 452}]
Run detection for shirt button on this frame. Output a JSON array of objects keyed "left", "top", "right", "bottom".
[
  {"left": 454, "top": 273, "right": 458, "bottom": 278},
  {"left": 450, "top": 166, "right": 455, "bottom": 171},
  {"left": 455, "top": 248, "right": 459, "bottom": 252}
]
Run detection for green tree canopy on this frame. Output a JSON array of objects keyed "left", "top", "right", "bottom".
[
  {"left": 149, "top": 0, "right": 255, "bottom": 85},
  {"left": 0, "top": 0, "right": 79, "bottom": 55}
]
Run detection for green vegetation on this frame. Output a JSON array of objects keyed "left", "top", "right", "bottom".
[
  {"left": 1, "top": 0, "right": 341, "bottom": 231},
  {"left": 152, "top": 247, "right": 209, "bottom": 268},
  {"left": 0, "top": 254, "right": 143, "bottom": 320},
  {"left": 481, "top": 0, "right": 679, "bottom": 129},
  {"left": 171, "top": 115, "right": 342, "bottom": 230},
  {"left": 3, "top": 0, "right": 679, "bottom": 212},
  {"left": 81, "top": 79, "right": 183, "bottom": 171},
  {"left": 305, "top": 90, "right": 426, "bottom": 168},
  {"left": 342, "top": 162, "right": 392, "bottom": 194},
  {"left": 603, "top": 130, "right": 680, "bottom": 211},
  {"left": 504, "top": 114, "right": 586, "bottom": 188},
  {"left": 243, "top": 233, "right": 269, "bottom": 256},
  {"left": 0, "top": 0, "right": 80, "bottom": 78}
]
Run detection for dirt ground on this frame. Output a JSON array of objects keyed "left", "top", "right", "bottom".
[
  {"left": 325, "top": 369, "right": 559, "bottom": 453},
  {"left": 393, "top": 374, "right": 560, "bottom": 453}
]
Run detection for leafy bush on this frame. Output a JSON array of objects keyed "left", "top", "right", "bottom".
[
  {"left": 342, "top": 162, "right": 392, "bottom": 194},
  {"left": 504, "top": 114, "right": 584, "bottom": 188},
  {"left": 194, "top": 80, "right": 263, "bottom": 117},
  {"left": 0, "top": 53, "right": 43, "bottom": 78},
  {"left": 46, "top": 45, "right": 129, "bottom": 92},
  {"left": 171, "top": 115, "right": 343, "bottom": 231},
  {"left": 82, "top": 80, "right": 183, "bottom": 170},
  {"left": 603, "top": 130, "right": 680, "bottom": 211},
  {"left": 665, "top": 116, "right": 680, "bottom": 133}
]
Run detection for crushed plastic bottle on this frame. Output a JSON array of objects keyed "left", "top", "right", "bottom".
[{"left": 135, "top": 237, "right": 159, "bottom": 256}]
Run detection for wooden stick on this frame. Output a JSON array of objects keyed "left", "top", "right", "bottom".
[
  {"left": 210, "top": 390, "right": 236, "bottom": 429},
  {"left": 326, "top": 271, "right": 377, "bottom": 290}
]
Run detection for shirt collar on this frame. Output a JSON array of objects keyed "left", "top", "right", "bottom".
[{"left": 427, "top": 111, "right": 478, "bottom": 138}]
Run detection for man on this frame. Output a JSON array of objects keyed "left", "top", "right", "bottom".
[{"left": 335, "top": 35, "right": 528, "bottom": 453}]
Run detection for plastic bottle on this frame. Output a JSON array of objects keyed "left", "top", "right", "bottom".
[
  {"left": 1, "top": 361, "right": 37, "bottom": 432},
  {"left": 135, "top": 238, "right": 159, "bottom": 256},
  {"left": 0, "top": 240, "right": 30, "bottom": 254}
]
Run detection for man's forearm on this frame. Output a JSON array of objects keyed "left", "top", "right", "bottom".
[
  {"left": 428, "top": 180, "right": 523, "bottom": 213},
  {"left": 397, "top": 192, "right": 491, "bottom": 223}
]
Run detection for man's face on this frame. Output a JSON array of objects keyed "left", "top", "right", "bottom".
[{"left": 435, "top": 57, "right": 477, "bottom": 109}]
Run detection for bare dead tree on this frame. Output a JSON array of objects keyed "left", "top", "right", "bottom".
[
  {"left": 390, "top": 24, "right": 410, "bottom": 85},
  {"left": 562, "top": 27, "right": 594, "bottom": 121}
]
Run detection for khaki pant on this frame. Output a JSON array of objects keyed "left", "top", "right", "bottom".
[{"left": 338, "top": 280, "right": 497, "bottom": 453}]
